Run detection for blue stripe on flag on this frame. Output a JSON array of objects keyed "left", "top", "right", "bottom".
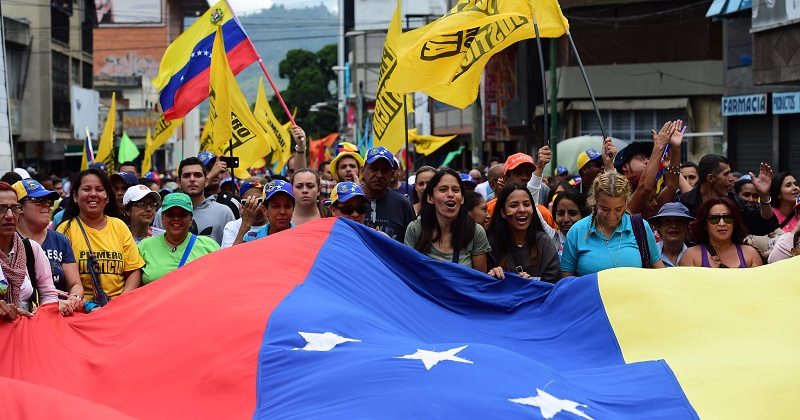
[{"left": 254, "top": 219, "right": 699, "bottom": 419}]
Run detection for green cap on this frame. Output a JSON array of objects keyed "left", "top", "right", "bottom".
[{"left": 161, "top": 193, "right": 193, "bottom": 213}]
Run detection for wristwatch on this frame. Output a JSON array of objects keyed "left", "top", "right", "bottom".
[{"left": 760, "top": 196, "right": 772, "bottom": 205}]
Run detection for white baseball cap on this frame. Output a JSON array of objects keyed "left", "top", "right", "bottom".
[{"left": 123, "top": 185, "right": 161, "bottom": 206}]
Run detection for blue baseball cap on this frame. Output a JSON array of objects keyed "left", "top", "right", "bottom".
[
  {"left": 330, "top": 182, "right": 366, "bottom": 204},
  {"left": 576, "top": 148, "right": 602, "bottom": 170},
  {"left": 239, "top": 181, "right": 263, "bottom": 197},
  {"left": 459, "top": 172, "right": 476, "bottom": 186},
  {"left": 198, "top": 151, "right": 216, "bottom": 168},
  {"left": 365, "top": 147, "right": 396, "bottom": 168},
  {"left": 110, "top": 171, "right": 140, "bottom": 187},
  {"left": 88, "top": 162, "right": 108, "bottom": 172},
  {"left": 555, "top": 165, "right": 569, "bottom": 176},
  {"left": 12, "top": 179, "right": 59, "bottom": 201},
  {"left": 263, "top": 180, "right": 294, "bottom": 203}
]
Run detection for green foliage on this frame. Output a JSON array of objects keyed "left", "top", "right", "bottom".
[{"left": 270, "top": 44, "right": 338, "bottom": 137}]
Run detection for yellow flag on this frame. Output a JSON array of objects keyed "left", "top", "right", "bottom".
[
  {"left": 95, "top": 92, "right": 117, "bottom": 171},
  {"left": 141, "top": 129, "right": 154, "bottom": 174},
  {"left": 199, "top": 117, "right": 217, "bottom": 154},
  {"left": 208, "top": 26, "right": 275, "bottom": 179},
  {"left": 408, "top": 129, "right": 457, "bottom": 156},
  {"left": 253, "top": 78, "right": 291, "bottom": 171},
  {"left": 387, "top": 0, "right": 569, "bottom": 109},
  {"left": 372, "top": 0, "right": 408, "bottom": 156}
]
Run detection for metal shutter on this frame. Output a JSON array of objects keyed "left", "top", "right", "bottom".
[
  {"left": 786, "top": 117, "right": 800, "bottom": 175},
  {"left": 733, "top": 116, "right": 773, "bottom": 174}
]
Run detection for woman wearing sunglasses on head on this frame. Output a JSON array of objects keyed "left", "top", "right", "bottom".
[
  {"left": 123, "top": 185, "right": 164, "bottom": 244},
  {"left": 680, "top": 197, "right": 762, "bottom": 268},
  {"left": 329, "top": 182, "right": 369, "bottom": 224}
]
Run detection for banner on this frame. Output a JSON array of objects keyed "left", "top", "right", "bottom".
[
  {"left": 208, "top": 26, "right": 275, "bottom": 179},
  {"left": 70, "top": 85, "right": 100, "bottom": 140}
]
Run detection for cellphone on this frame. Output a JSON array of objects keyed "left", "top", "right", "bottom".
[{"left": 219, "top": 155, "right": 240, "bottom": 168}]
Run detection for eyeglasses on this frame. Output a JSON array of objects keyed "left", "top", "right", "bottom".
[
  {"left": 707, "top": 214, "right": 734, "bottom": 225},
  {"left": 336, "top": 204, "right": 368, "bottom": 216},
  {"left": 132, "top": 201, "right": 160, "bottom": 210},
  {"left": 21, "top": 198, "right": 54, "bottom": 207},
  {"left": 0, "top": 204, "right": 24, "bottom": 214}
]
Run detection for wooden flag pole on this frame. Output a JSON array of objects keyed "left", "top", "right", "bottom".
[{"left": 566, "top": 31, "right": 607, "bottom": 140}]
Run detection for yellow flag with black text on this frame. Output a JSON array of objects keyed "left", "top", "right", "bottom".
[
  {"left": 208, "top": 26, "right": 274, "bottom": 179},
  {"left": 372, "top": 0, "right": 408, "bottom": 156},
  {"left": 199, "top": 117, "right": 217, "bottom": 154},
  {"left": 409, "top": 129, "right": 457, "bottom": 156},
  {"left": 95, "top": 92, "right": 117, "bottom": 171},
  {"left": 253, "top": 78, "right": 291, "bottom": 171},
  {"left": 387, "top": 0, "right": 569, "bottom": 109}
]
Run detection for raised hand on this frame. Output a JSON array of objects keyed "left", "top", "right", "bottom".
[
  {"left": 750, "top": 162, "right": 774, "bottom": 198},
  {"left": 602, "top": 137, "right": 616, "bottom": 170},
  {"left": 669, "top": 119, "right": 685, "bottom": 148}
]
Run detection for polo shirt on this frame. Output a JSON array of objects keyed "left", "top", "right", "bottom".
[{"left": 560, "top": 213, "right": 660, "bottom": 276}]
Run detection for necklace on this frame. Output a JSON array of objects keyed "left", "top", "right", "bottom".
[
  {"left": 164, "top": 236, "right": 183, "bottom": 252},
  {"left": 603, "top": 234, "right": 623, "bottom": 269}
]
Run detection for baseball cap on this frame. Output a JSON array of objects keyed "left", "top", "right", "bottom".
[
  {"left": 614, "top": 142, "right": 653, "bottom": 171},
  {"left": 239, "top": 181, "right": 263, "bottom": 197},
  {"left": 330, "top": 182, "right": 366, "bottom": 204},
  {"left": 576, "top": 148, "right": 601, "bottom": 170},
  {"left": 503, "top": 153, "right": 536, "bottom": 174},
  {"left": 110, "top": 172, "right": 140, "bottom": 187},
  {"left": 161, "top": 192, "right": 193, "bottom": 213},
  {"left": 144, "top": 171, "right": 161, "bottom": 184},
  {"left": 88, "top": 162, "right": 108, "bottom": 173},
  {"left": 330, "top": 143, "right": 365, "bottom": 182},
  {"left": 122, "top": 185, "right": 161, "bottom": 207},
  {"left": 12, "top": 179, "right": 59, "bottom": 201},
  {"left": 198, "top": 151, "right": 216, "bottom": 168},
  {"left": 263, "top": 180, "right": 294, "bottom": 203},
  {"left": 554, "top": 165, "right": 569, "bottom": 176},
  {"left": 365, "top": 147, "right": 396, "bottom": 168},
  {"left": 649, "top": 202, "right": 694, "bottom": 223},
  {"left": 459, "top": 172, "right": 476, "bottom": 186},
  {"left": 13, "top": 168, "right": 31, "bottom": 179}
]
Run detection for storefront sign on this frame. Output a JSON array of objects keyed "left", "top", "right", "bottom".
[
  {"left": 722, "top": 94, "right": 767, "bottom": 116},
  {"left": 772, "top": 92, "right": 800, "bottom": 115}
]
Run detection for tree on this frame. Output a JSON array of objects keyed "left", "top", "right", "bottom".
[{"left": 269, "top": 44, "right": 338, "bottom": 137}]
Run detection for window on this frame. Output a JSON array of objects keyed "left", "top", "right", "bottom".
[
  {"left": 51, "top": 6, "right": 70, "bottom": 45},
  {"left": 52, "top": 52, "right": 71, "bottom": 128},
  {"left": 580, "top": 109, "right": 686, "bottom": 141},
  {"left": 82, "top": 61, "right": 93, "bottom": 89}
]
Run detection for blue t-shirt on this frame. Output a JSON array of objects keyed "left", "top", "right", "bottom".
[
  {"left": 560, "top": 213, "right": 660, "bottom": 276},
  {"left": 41, "top": 230, "right": 77, "bottom": 292}
]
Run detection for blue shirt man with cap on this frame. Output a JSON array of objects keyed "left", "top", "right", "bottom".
[
  {"left": 649, "top": 202, "right": 693, "bottom": 267},
  {"left": 362, "top": 147, "right": 415, "bottom": 242}
]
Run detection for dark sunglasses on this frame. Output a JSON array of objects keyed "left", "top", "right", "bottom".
[
  {"left": 707, "top": 214, "right": 734, "bottom": 225},
  {"left": 132, "top": 201, "right": 160, "bottom": 210},
  {"left": 336, "top": 204, "right": 368, "bottom": 216},
  {"left": 21, "top": 197, "right": 54, "bottom": 207}
]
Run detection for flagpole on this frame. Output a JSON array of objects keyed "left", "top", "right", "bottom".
[
  {"left": 403, "top": 95, "right": 410, "bottom": 187},
  {"left": 566, "top": 31, "right": 607, "bottom": 140},
  {"left": 223, "top": 0, "right": 297, "bottom": 127},
  {"left": 532, "top": 16, "right": 548, "bottom": 155}
]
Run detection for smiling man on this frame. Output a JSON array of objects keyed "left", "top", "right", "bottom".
[
  {"left": 361, "top": 147, "right": 415, "bottom": 242},
  {"left": 153, "top": 157, "right": 234, "bottom": 245}
]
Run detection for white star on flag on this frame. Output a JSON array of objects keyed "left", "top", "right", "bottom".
[
  {"left": 180, "top": 76, "right": 184, "bottom": 82},
  {"left": 293, "top": 332, "right": 360, "bottom": 352},
  {"left": 509, "top": 389, "right": 593, "bottom": 419},
  {"left": 397, "top": 345, "right": 473, "bottom": 370},
  {"left": 191, "top": 52, "right": 196, "bottom": 58}
]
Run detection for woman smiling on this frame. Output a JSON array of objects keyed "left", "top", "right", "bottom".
[
  {"left": 404, "top": 168, "right": 490, "bottom": 272},
  {"left": 138, "top": 193, "right": 219, "bottom": 284}
]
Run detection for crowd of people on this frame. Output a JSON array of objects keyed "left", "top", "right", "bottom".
[{"left": 1, "top": 121, "right": 799, "bottom": 321}]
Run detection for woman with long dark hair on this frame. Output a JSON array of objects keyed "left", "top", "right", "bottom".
[
  {"left": 552, "top": 189, "right": 590, "bottom": 244},
  {"left": 487, "top": 184, "right": 560, "bottom": 282},
  {"left": 680, "top": 197, "right": 762, "bottom": 268},
  {"left": 769, "top": 172, "right": 799, "bottom": 233},
  {"left": 57, "top": 169, "right": 144, "bottom": 311},
  {"left": 412, "top": 166, "right": 436, "bottom": 215},
  {"left": 404, "top": 168, "right": 490, "bottom": 271}
]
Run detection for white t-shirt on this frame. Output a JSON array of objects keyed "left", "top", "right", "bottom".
[{"left": 221, "top": 219, "right": 266, "bottom": 248}]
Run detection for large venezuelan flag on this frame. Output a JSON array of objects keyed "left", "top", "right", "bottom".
[
  {"left": 154, "top": 1, "right": 258, "bottom": 121},
  {"left": 0, "top": 219, "right": 797, "bottom": 418}
]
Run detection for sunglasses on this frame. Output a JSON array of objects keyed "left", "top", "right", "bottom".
[
  {"left": 336, "top": 204, "right": 368, "bottom": 216},
  {"left": 21, "top": 197, "right": 54, "bottom": 207},
  {"left": 132, "top": 201, "right": 160, "bottom": 210},
  {"left": 707, "top": 214, "right": 734, "bottom": 225}
]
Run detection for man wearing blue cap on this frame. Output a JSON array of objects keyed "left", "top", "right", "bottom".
[{"left": 362, "top": 147, "right": 415, "bottom": 242}]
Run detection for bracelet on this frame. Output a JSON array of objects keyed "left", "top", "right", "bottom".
[
  {"left": 666, "top": 166, "right": 681, "bottom": 176},
  {"left": 760, "top": 196, "right": 772, "bottom": 205}
]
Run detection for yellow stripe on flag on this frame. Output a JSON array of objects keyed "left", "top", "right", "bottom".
[
  {"left": 599, "top": 259, "right": 800, "bottom": 419},
  {"left": 208, "top": 26, "right": 275, "bottom": 179}
]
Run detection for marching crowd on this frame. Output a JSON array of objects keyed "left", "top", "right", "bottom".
[{"left": 1, "top": 122, "right": 799, "bottom": 321}]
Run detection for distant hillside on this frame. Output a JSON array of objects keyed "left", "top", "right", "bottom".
[{"left": 237, "top": 5, "right": 339, "bottom": 103}]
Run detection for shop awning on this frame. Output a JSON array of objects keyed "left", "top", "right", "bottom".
[
  {"left": 566, "top": 98, "right": 689, "bottom": 111},
  {"left": 706, "top": 0, "right": 752, "bottom": 18}
]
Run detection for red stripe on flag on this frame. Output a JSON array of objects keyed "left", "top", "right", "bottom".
[{"left": 0, "top": 218, "right": 337, "bottom": 419}]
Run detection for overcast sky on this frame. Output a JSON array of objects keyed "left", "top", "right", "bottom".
[{"left": 223, "top": 0, "right": 338, "bottom": 14}]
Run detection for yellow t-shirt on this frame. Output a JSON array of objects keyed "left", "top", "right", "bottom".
[{"left": 57, "top": 217, "right": 145, "bottom": 301}]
